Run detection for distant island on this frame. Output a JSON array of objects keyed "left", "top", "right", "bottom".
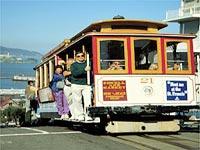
[{"left": 0, "top": 46, "right": 43, "bottom": 64}]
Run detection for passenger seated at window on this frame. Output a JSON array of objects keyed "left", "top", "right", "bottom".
[
  {"left": 139, "top": 54, "right": 149, "bottom": 65},
  {"left": 149, "top": 63, "right": 158, "bottom": 70},
  {"left": 107, "top": 61, "right": 123, "bottom": 70},
  {"left": 167, "top": 62, "right": 181, "bottom": 70},
  {"left": 148, "top": 52, "right": 158, "bottom": 70},
  {"left": 173, "top": 62, "right": 181, "bottom": 70},
  {"left": 137, "top": 54, "right": 151, "bottom": 69}
]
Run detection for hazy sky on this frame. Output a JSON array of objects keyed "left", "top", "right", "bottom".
[{"left": 1, "top": 0, "right": 180, "bottom": 54}]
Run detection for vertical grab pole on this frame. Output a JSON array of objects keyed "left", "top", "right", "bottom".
[
  {"left": 196, "top": 54, "right": 200, "bottom": 102},
  {"left": 66, "top": 54, "right": 68, "bottom": 62},
  {"left": 86, "top": 53, "right": 90, "bottom": 85},
  {"left": 66, "top": 54, "right": 69, "bottom": 70},
  {"left": 54, "top": 55, "right": 57, "bottom": 66},
  {"left": 82, "top": 45, "right": 85, "bottom": 53},
  {"left": 197, "top": 54, "right": 200, "bottom": 76},
  {"left": 82, "top": 45, "right": 86, "bottom": 60},
  {"left": 73, "top": 50, "right": 76, "bottom": 61}
]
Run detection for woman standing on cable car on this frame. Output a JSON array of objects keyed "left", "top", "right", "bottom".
[{"left": 50, "top": 65, "right": 70, "bottom": 120}]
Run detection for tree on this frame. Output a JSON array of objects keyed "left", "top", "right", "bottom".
[{"left": 3, "top": 106, "right": 25, "bottom": 125}]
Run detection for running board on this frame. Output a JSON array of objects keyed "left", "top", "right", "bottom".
[
  {"left": 54, "top": 117, "right": 100, "bottom": 123},
  {"left": 106, "top": 120, "right": 180, "bottom": 133}
]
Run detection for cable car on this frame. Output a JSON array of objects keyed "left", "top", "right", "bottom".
[{"left": 34, "top": 16, "right": 199, "bottom": 133}]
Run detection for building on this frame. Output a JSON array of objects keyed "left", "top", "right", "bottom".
[
  {"left": 164, "top": 0, "right": 200, "bottom": 53},
  {"left": 0, "top": 89, "right": 26, "bottom": 110},
  {"left": 0, "top": 53, "right": 12, "bottom": 60}
]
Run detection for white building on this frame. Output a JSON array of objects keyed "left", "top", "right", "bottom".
[
  {"left": 0, "top": 53, "right": 11, "bottom": 58},
  {"left": 164, "top": 0, "right": 200, "bottom": 53}
]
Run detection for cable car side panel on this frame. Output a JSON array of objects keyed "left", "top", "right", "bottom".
[{"left": 94, "top": 75, "right": 196, "bottom": 106}]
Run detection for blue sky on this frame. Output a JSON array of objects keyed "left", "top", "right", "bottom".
[{"left": 1, "top": 0, "right": 180, "bottom": 54}]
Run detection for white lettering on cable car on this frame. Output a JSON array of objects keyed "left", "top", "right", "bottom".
[{"left": 166, "top": 81, "right": 188, "bottom": 101}]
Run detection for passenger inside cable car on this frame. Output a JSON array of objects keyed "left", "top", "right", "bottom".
[
  {"left": 107, "top": 61, "right": 124, "bottom": 70},
  {"left": 100, "top": 40, "right": 125, "bottom": 70},
  {"left": 134, "top": 39, "right": 158, "bottom": 70},
  {"left": 166, "top": 41, "right": 188, "bottom": 71}
]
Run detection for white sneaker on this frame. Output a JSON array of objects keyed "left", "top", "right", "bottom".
[
  {"left": 85, "top": 116, "right": 93, "bottom": 121},
  {"left": 31, "top": 115, "right": 37, "bottom": 120},
  {"left": 69, "top": 116, "right": 76, "bottom": 121},
  {"left": 63, "top": 114, "right": 69, "bottom": 120},
  {"left": 35, "top": 114, "right": 40, "bottom": 118},
  {"left": 60, "top": 115, "right": 65, "bottom": 120},
  {"left": 93, "top": 117, "right": 100, "bottom": 122},
  {"left": 77, "top": 116, "right": 84, "bottom": 121}
]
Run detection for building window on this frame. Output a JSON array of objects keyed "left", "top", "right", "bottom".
[
  {"left": 184, "top": 0, "right": 195, "bottom": 3},
  {"left": 166, "top": 41, "right": 189, "bottom": 71}
]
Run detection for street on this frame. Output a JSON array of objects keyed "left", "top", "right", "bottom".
[{"left": 0, "top": 126, "right": 199, "bottom": 150}]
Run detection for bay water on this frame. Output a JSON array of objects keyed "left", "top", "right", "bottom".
[{"left": 0, "top": 63, "right": 36, "bottom": 89}]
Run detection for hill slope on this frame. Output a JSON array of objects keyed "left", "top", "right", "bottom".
[
  {"left": 0, "top": 46, "right": 42, "bottom": 59},
  {"left": 0, "top": 46, "right": 42, "bottom": 63}
]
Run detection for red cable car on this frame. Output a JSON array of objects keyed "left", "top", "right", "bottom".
[{"left": 34, "top": 17, "right": 199, "bottom": 133}]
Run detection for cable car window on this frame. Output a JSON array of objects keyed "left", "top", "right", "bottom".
[
  {"left": 134, "top": 39, "right": 158, "bottom": 70},
  {"left": 166, "top": 41, "right": 188, "bottom": 71},
  {"left": 100, "top": 40, "right": 125, "bottom": 70}
]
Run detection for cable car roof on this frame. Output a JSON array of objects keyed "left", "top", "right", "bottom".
[
  {"left": 71, "top": 18, "right": 168, "bottom": 40},
  {"left": 41, "top": 18, "right": 168, "bottom": 62},
  {"left": 36, "top": 18, "right": 195, "bottom": 69}
]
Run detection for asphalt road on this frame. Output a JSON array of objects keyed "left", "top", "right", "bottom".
[{"left": 0, "top": 126, "right": 199, "bottom": 150}]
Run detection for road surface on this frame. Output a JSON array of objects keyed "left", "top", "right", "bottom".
[{"left": 0, "top": 126, "right": 199, "bottom": 150}]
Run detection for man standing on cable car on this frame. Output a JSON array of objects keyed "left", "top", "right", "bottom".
[{"left": 70, "top": 51, "right": 92, "bottom": 121}]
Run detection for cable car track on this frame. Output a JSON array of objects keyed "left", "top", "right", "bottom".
[{"left": 105, "top": 132, "right": 200, "bottom": 150}]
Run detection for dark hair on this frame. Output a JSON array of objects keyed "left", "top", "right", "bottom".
[
  {"left": 75, "top": 51, "right": 84, "bottom": 56},
  {"left": 28, "top": 80, "right": 34, "bottom": 85},
  {"left": 55, "top": 65, "right": 63, "bottom": 70}
]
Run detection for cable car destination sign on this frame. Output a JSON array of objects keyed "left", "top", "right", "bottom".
[{"left": 103, "top": 80, "right": 127, "bottom": 101}]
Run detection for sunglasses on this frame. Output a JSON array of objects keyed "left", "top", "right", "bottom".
[{"left": 76, "top": 54, "right": 84, "bottom": 58}]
